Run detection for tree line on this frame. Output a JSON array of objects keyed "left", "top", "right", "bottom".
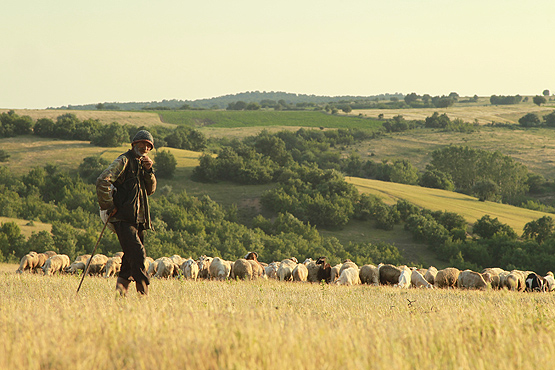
[
  {"left": 0, "top": 162, "right": 403, "bottom": 268},
  {"left": 0, "top": 111, "right": 207, "bottom": 152}
]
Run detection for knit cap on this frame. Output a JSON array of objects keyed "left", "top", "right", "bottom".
[{"left": 132, "top": 130, "right": 154, "bottom": 148}]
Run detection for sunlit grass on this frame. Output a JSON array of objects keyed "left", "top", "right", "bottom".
[
  {"left": 348, "top": 177, "right": 551, "bottom": 234},
  {"left": 2, "top": 271, "right": 555, "bottom": 370}
]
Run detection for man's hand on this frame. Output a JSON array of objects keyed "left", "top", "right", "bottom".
[{"left": 140, "top": 155, "right": 153, "bottom": 171}]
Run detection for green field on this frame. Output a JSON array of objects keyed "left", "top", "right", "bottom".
[
  {"left": 1, "top": 272, "right": 554, "bottom": 370},
  {"left": 156, "top": 109, "right": 383, "bottom": 130}
]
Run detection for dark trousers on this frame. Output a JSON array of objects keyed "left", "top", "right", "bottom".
[{"left": 113, "top": 221, "right": 150, "bottom": 286}]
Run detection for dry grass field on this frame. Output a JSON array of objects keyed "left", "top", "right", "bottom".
[
  {"left": 0, "top": 109, "right": 173, "bottom": 128},
  {"left": 349, "top": 100, "right": 555, "bottom": 125},
  {"left": 345, "top": 126, "right": 555, "bottom": 179},
  {"left": 2, "top": 269, "right": 555, "bottom": 370}
]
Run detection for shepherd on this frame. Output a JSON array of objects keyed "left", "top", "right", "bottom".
[{"left": 96, "top": 130, "right": 157, "bottom": 296}]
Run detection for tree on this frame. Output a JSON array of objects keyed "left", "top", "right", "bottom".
[
  {"left": 404, "top": 93, "right": 419, "bottom": 104},
  {"left": 154, "top": 150, "right": 177, "bottom": 179},
  {"left": 544, "top": 111, "right": 555, "bottom": 127},
  {"left": 91, "top": 122, "right": 129, "bottom": 147},
  {"left": 522, "top": 216, "right": 555, "bottom": 244},
  {"left": 340, "top": 105, "right": 352, "bottom": 114},
  {"left": 472, "top": 215, "right": 517, "bottom": 239},
  {"left": 472, "top": 179, "right": 499, "bottom": 202},
  {"left": 420, "top": 168, "right": 454, "bottom": 191},
  {"left": 78, "top": 156, "right": 110, "bottom": 184},
  {"left": 246, "top": 102, "right": 261, "bottom": 111},
  {"left": 389, "top": 159, "right": 419, "bottom": 185},
  {"left": 533, "top": 95, "right": 547, "bottom": 106},
  {"left": 543, "top": 89, "right": 550, "bottom": 97},
  {"left": 518, "top": 113, "right": 541, "bottom": 127},
  {"left": 448, "top": 92, "right": 460, "bottom": 101}
]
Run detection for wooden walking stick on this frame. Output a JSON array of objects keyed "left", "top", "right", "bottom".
[{"left": 76, "top": 210, "right": 115, "bottom": 294}]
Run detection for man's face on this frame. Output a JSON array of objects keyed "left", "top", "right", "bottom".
[{"left": 133, "top": 141, "right": 153, "bottom": 157}]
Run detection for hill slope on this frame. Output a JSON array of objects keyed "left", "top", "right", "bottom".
[{"left": 347, "top": 177, "right": 550, "bottom": 234}]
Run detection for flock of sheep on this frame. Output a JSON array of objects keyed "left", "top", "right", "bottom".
[{"left": 14, "top": 250, "right": 555, "bottom": 292}]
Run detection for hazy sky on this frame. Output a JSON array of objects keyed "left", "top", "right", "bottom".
[{"left": 1, "top": 0, "right": 554, "bottom": 109}]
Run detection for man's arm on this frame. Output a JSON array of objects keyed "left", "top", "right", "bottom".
[{"left": 96, "top": 156, "right": 126, "bottom": 211}]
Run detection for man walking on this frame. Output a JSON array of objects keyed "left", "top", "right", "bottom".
[{"left": 96, "top": 130, "right": 157, "bottom": 296}]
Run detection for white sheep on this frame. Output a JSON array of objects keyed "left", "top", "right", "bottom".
[
  {"left": 410, "top": 268, "right": 434, "bottom": 289},
  {"left": 292, "top": 263, "right": 308, "bottom": 282},
  {"left": 395, "top": 266, "right": 411, "bottom": 288},
  {"left": 209, "top": 257, "right": 232, "bottom": 280},
  {"left": 337, "top": 266, "right": 360, "bottom": 286},
  {"left": 277, "top": 258, "right": 298, "bottom": 282},
  {"left": 181, "top": 258, "right": 199, "bottom": 280}
]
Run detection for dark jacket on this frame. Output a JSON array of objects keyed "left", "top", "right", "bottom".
[{"left": 96, "top": 150, "right": 156, "bottom": 230}]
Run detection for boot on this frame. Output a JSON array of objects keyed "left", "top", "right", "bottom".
[
  {"left": 136, "top": 280, "right": 149, "bottom": 296},
  {"left": 116, "top": 277, "right": 131, "bottom": 296}
]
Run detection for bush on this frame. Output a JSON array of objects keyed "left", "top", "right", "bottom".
[
  {"left": 154, "top": 150, "right": 177, "bottom": 179},
  {"left": 472, "top": 215, "right": 517, "bottom": 239},
  {"left": 518, "top": 113, "right": 541, "bottom": 127}
]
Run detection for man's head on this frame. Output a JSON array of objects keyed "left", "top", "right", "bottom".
[
  {"left": 132, "top": 130, "right": 154, "bottom": 149},
  {"left": 132, "top": 130, "right": 154, "bottom": 157}
]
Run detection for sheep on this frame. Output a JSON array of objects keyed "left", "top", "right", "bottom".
[
  {"left": 34, "top": 253, "right": 49, "bottom": 272},
  {"left": 147, "top": 258, "right": 162, "bottom": 277},
  {"left": 16, "top": 252, "right": 39, "bottom": 274},
  {"left": 292, "top": 263, "right": 308, "bottom": 282},
  {"left": 359, "top": 264, "right": 379, "bottom": 286},
  {"left": 544, "top": 272, "right": 555, "bottom": 292},
  {"left": 457, "top": 270, "right": 489, "bottom": 290},
  {"left": 170, "top": 254, "right": 185, "bottom": 267},
  {"left": 481, "top": 267, "right": 506, "bottom": 289},
  {"left": 277, "top": 258, "right": 298, "bottom": 282},
  {"left": 315, "top": 257, "right": 332, "bottom": 283},
  {"left": 209, "top": 257, "right": 232, "bottom": 280},
  {"left": 330, "top": 264, "right": 342, "bottom": 283},
  {"left": 245, "top": 252, "right": 265, "bottom": 279},
  {"left": 505, "top": 270, "right": 529, "bottom": 291},
  {"left": 113, "top": 251, "right": 124, "bottom": 259},
  {"left": 249, "top": 260, "right": 265, "bottom": 279},
  {"left": 65, "top": 254, "right": 91, "bottom": 274},
  {"left": 395, "top": 266, "right": 412, "bottom": 288},
  {"left": 424, "top": 266, "right": 438, "bottom": 285},
  {"left": 264, "top": 262, "right": 280, "bottom": 279},
  {"left": 197, "top": 255, "right": 213, "bottom": 279},
  {"left": 181, "top": 258, "right": 199, "bottom": 280},
  {"left": 144, "top": 256, "right": 154, "bottom": 271},
  {"left": 411, "top": 268, "right": 434, "bottom": 289},
  {"left": 233, "top": 258, "right": 253, "bottom": 280},
  {"left": 154, "top": 257, "right": 180, "bottom": 278},
  {"left": 434, "top": 267, "right": 461, "bottom": 289},
  {"left": 104, "top": 256, "right": 122, "bottom": 278},
  {"left": 337, "top": 264, "right": 360, "bottom": 286},
  {"left": 379, "top": 264, "right": 402, "bottom": 285},
  {"left": 85, "top": 254, "right": 109, "bottom": 276},
  {"left": 43, "top": 254, "right": 70, "bottom": 275},
  {"left": 525, "top": 272, "right": 547, "bottom": 292}
]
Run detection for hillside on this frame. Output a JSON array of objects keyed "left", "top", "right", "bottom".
[
  {"left": 47, "top": 91, "right": 404, "bottom": 110},
  {"left": 347, "top": 177, "right": 551, "bottom": 234},
  {"left": 349, "top": 100, "right": 555, "bottom": 125},
  {"left": 0, "top": 109, "right": 170, "bottom": 128}
]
